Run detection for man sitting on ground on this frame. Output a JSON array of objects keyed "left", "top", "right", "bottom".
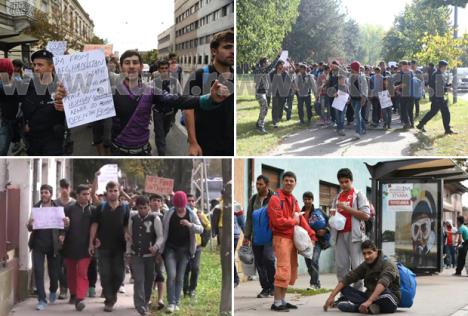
[{"left": 324, "top": 240, "right": 400, "bottom": 314}]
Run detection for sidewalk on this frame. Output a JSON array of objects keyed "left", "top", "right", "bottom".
[
  {"left": 9, "top": 274, "right": 141, "bottom": 316},
  {"left": 235, "top": 268, "right": 468, "bottom": 316},
  {"left": 270, "top": 114, "right": 419, "bottom": 156}
]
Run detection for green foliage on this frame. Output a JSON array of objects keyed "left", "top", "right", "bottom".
[
  {"left": 141, "top": 49, "right": 159, "bottom": 65},
  {"left": 355, "top": 24, "right": 386, "bottom": 65},
  {"left": 382, "top": 0, "right": 452, "bottom": 61},
  {"left": 415, "top": 31, "right": 468, "bottom": 68},
  {"left": 237, "top": 0, "right": 301, "bottom": 66},
  {"left": 286, "top": 287, "right": 332, "bottom": 296},
  {"left": 421, "top": 0, "right": 468, "bottom": 7}
]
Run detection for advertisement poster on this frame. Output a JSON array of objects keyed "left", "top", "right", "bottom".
[{"left": 382, "top": 182, "right": 439, "bottom": 270}]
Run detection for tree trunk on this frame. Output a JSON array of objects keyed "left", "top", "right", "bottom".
[{"left": 219, "top": 159, "right": 232, "bottom": 315}]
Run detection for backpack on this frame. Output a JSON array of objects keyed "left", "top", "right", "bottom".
[
  {"left": 308, "top": 208, "right": 327, "bottom": 231},
  {"left": 397, "top": 262, "right": 417, "bottom": 308}
]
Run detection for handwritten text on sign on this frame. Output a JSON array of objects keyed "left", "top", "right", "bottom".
[
  {"left": 32, "top": 207, "right": 65, "bottom": 230},
  {"left": 97, "top": 164, "right": 119, "bottom": 194},
  {"left": 53, "top": 50, "right": 116, "bottom": 128},
  {"left": 46, "top": 41, "right": 67, "bottom": 57},
  {"left": 144, "top": 176, "right": 174, "bottom": 195}
]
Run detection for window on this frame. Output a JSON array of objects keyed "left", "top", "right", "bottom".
[
  {"left": 319, "top": 181, "right": 339, "bottom": 214},
  {"left": 222, "top": 5, "right": 227, "bottom": 17},
  {"left": 204, "top": 55, "right": 209, "bottom": 65},
  {"left": 261, "top": 165, "right": 284, "bottom": 191},
  {"left": 198, "top": 55, "right": 202, "bottom": 64}
]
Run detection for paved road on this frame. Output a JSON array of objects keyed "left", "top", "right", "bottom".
[{"left": 235, "top": 268, "right": 468, "bottom": 316}]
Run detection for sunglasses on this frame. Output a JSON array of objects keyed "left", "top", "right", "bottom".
[{"left": 411, "top": 217, "right": 432, "bottom": 240}]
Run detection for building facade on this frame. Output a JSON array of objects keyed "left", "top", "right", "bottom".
[
  {"left": 0, "top": 159, "right": 72, "bottom": 316},
  {"left": 158, "top": 25, "right": 175, "bottom": 60},
  {"left": 172, "top": 0, "right": 233, "bottom": 73}
]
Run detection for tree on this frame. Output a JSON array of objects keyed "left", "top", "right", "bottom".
[
  {"left": 141, "top": 49, "right": 159, "bottom": 65},
  {"left": 415, "top": 31, "right": 468, "bottom": 68},
  {"left": 342, "top": 19, "right": 361, "bottom": 62},
  {"left": 382, "top": 0, "right": 451, "bottom": 61},
  {"left": 237, "top": 0, "right": 301, "bottom": 67},
  {"left": 355, "top": 24, "right": 386, "bottom": 65},
  {"left": 422, "top": 0, "right": 468, "bottom": 7},
  {"left": 282, "top": 0, "right": 347, "bottom": 63},
  {"left": 219, "top": 160, "right": 232, "bottom": 315},
  {"left": 25, "top": 8, "right": 84, "bottom": 51},
  {"left": 88, "top": 35, "right": 106, "bottom": 45}
]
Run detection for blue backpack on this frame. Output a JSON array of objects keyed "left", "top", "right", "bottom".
[
  {"left": 397, "top": 263, "right": 417, "bottom": 308},
  {"left": 308, "top": 208, "right": 327, "bottom": 231},
  {"left": 252, "top": 205, "right": 272, "bottom": 246}
]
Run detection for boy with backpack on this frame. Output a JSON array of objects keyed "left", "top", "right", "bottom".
[
  {"left": 324, "top": 240, "right": 402, "bottom": 314},
  {"left": 243, "top": 175, "right": 275, "bottom": 298},
  {"left": 302, "top": 191, "right": 330, "bottom": 290},
  {"left": 267, "top": 171, "right": 316, "bottom": 312}
]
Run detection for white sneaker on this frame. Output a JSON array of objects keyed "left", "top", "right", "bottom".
[
  {"left": 166, "top": 304, "right": 176, "bottom": 313},
  {"left": 119, "top": 286, "right": 126, "bottom": 294},
  {"left": 175, "top": 305, "right": 180, "bottom": 311},
  {"left": 354, "top": 133, "right": 361, "bottom": 139}
]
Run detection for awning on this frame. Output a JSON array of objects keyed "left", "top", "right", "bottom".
[
  {"left": 365, "top": 159, "right": 468, "bottom": 182},
  {"left": 0, "top": 29, "right": 20, "bottom": 39},
  {"left": 0, "top": 34, "right": 38, "bottom": 52}
]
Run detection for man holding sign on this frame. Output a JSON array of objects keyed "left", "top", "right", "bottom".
[
  {"left": 54, "top": 50, "right": 231, "bottom": 156},
  {"left": 26, "top": 184, "right": 69, "bottom": 311}
]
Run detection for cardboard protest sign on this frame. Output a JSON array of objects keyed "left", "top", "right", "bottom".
[
  {"left": 144, "top": 176, "right": 174, "bottom": 195},
  {"left": 83, "top": 44, "right": 114, "bottom": 57},
  {"left": 32, "top": 207, "right": 65, "bottom": 230},
  {"left": 53, "top": 50, "right": 116, "bottom": 128},
  {"left": 46, "top": 41, "right": 67, "bottom": 57}
]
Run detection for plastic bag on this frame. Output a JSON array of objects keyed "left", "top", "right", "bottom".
[
  {"left": 238, "top": 245, "right": 254, "bottom": 265},
  {"left": 294, "top": 226, "right": 314, "bottom": 259},
  {"left": 329, "top": 211, "right": 346, "bottom": 231}
]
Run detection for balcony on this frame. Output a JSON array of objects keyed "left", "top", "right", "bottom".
[{"left": 5, "top": 0, "right": 36, "bottom": 18}]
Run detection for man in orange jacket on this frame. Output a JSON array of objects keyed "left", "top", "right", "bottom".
[{"left": 267, "top": 171, "right": 316, "bottom": 312}]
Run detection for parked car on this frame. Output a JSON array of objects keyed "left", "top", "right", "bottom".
[{"left": 456, "top": 67, "right": 468, "bottom": 92}]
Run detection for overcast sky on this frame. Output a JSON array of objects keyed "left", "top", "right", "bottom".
[
  {"left": 342, "top": 0, "right": 468, "bottom": 34},
  {"left": 79, "top": 0, "right": 174, "bottom": 54}
]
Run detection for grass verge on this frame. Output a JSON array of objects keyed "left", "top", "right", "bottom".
[{"left": 286, "top": 287, "right": 332, "bottom": 296}]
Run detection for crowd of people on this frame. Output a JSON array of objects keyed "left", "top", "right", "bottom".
[
  {"left": 0, "top": 30, "right": 234, "bottom": 156},
  {"left": 253, "top": 55, "right": 456, "bottom": 139},
  {"left": 26, "top": 176, "right": 219, "bottom": 315},
  {"left": 235, "top": 169, "right": 468, "bottom": 314}
]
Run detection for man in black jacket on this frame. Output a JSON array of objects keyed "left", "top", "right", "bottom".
[
  {"left": 27, "top": 184, "right": 69, "bottom": 311},
  {"left": 21, "top": 50, "right": 67, "bottom": 155},
  {"left": 243, "top": 175, "right": 275, "bottom": 298}
]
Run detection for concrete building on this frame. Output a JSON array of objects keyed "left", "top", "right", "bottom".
[
  {"left": 173, "top": 0, "right": 233, "bottom": 73},
  {"left": 0, "top": 158, "right": 72, "bottom": 316},
  {"left": 0, "top": 0, "right": 94, "bottom": 61},
  {"left": 158, "top": 24, "right": 175, "bottom": 60},
  {"left": 234, "top": 158, "right": 468, "bottom": 280}
]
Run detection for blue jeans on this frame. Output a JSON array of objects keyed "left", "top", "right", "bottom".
[
  {"left": 0, "top": 122, "right": 11, "bottom": 156},
  {"left": 336, "top": 106, "right": 347, "bottom": 131},
  {"left": 447, "top": 245, "right": 457, "bottom": 267},
  {"left": 352, "top": 99, "right": 365, "bottom": 135},
  {"left": 164, "top": 246, "right": 190, "bottom": 305},
  {"left": 32, "top": 248, "right": 59, "bottom": 303},
  {"left": 304, "top": 245, "right": 322, "bottom": 286}
]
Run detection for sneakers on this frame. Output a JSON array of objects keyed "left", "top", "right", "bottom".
[
  {"left": 284, "top": 302, "right": 298, "bottom": 309},
  {"left": 257, "top": 289, "right": 270, "bottom": 298},
  {"left": 36, "top": 301, "right": 48, "bottom": 311},
  {"left": 49, "top": 292, "right": 57, "bottom": 304},
  {"left": 337, "top": 130, "right": 346, "bottom": 136},
  {"left": 136, "top": 306, "right": 147, "bottom": 316},
  {"left": 75, "top": 300, "right": 86, "bottom": 312},
  {"left": 268, "top": 288, "right": 275, "bottom": 296},
  {"left": 158, "top": 300, "right": 165, "bottom": 310},
  {"left": 119, "top": 285, "right": 126, "bottom": 293},
  {"left": 336, "top": 301, "right": 359, "bottom": 313},
  {"left": 368, "top": 303, "right": 381, "bottom": 314},
  {"left": 256, "top": 126, "right": 268, "bottom": 133},
  {"left": 88, "top": 287, "right": 96, "bottom": 298},
  {"left": 445, "top": 130, "right": 458, "bottom": 135},
  {"left": 104, "top": 304, "right": 114, "bottom": 312},
  {"left": 270, "top": 304, "right": 289, "bottom": 312},
  {"left": 69, "top": 295, "right": 76, "bottom": 305},
  {"left": 416, "top": 124, "right": 426, "bottom": 132},
  {"left": 354, "top": 133, "right": 361, "bottom": 140},
  {"left": 166, "top": 304, "right": 176, "bottom": 313},
  {"left": 58, "top": 288, "right": 68, "bottom": 300},
  {"left": 453, "top": 273, "right": 462, "bottom": 277}
]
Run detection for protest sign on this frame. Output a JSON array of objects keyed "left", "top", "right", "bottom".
[
  {"left": 97, "top": 164, "right": 119, "bottom": 194},
  {"left": 144, "top": 176, "right": 174, "bottom": 195},
  {"left": 32, "top": 207, "right": 65, "bottom": 230},
  {"left": 83, "top": 44, "right": 114, "bottom": 57},
  {"left": 378, "top": 90, "right": 393, "bottom": 109},
  {"left": 331, "top": 90, "right": 349, "bottom": 112},
  {"left": 46, "top": 41, "right": 67, "bottom": 57},
  {"left": 279, "top": 50, "right": 289, "bottom": 66},
  {"left": 53, "top": 50, "right": 116, "bottom": 128}
]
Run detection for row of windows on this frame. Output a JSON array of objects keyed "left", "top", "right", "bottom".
[
  {"left": 175, "top": 3, "right": 233, "bottom": 38},
  {"left": 175, "top": 33, "right": 214, "bottom": 51},
  {"left": 159, "top": 34, "right": 171, "bottom": 45},
  {"left": 175, "top": 0, "right": 214, "bottom": 24},
  {"left": 178, "top": 54, "right": 210, "bottom": 66}
]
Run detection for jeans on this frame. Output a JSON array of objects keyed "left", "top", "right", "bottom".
[
  {"left": 98, "top": 249, "right": 125, "bottom": 304},
  {"left": 131, "top": 256, "right": 155, "bottom": 309},
  {"left": 0, "top": 122, "right": 11, "bottom": 156},
  {"left": 329, "top": 96, "right": 337, "bottom": 123},
  {"left": 319, "top": 95, "right": 330, "bottom": 121},
  {"left": 272, "top": 96, "right": 286, "bottom": 124},
  {"left": 370, "top": 97, "right": 381, "bottom": 125},
  {"left": 414, "top": 98, "right": 420, "bottom": 117},
  {"left": 336, "top": 106, "right": 347, "bottom": 131},
  {"left": 382, "top": 108, "right": 393, "bottom": 127},
  {"left": 297, "top": 95, "right": 312, "bottom": 123},
  {"left": 256, "top": 94, "right": 269, "bottom": 128},
  {"left": 352, "top": 99, "right": 365, "bottom": 135},
  {"left": 252, "top": 244, "right": 276, "bottom": 291},
  {"left": 341, "top": 286, "right": 398, "bottom": 313},
  {"left": 419, "top": 98, "right": 451, "bottom": 132},
  {"left": 447, "top": 245, "right": 457, "bottom": 267},
  {"left": 32, "top": 248, "right": 59, "bottom": 303},
  {"left": 88, "top": 256, "right": 97, "bottom": 288},
  {"left": 456, "top": 242, "right": 468, "bottom": 275},
  {"left": 58, "top": 253, "right": 67, "bottom": 290},
  {"left": 183, "top": 247, "right": 202, "bottom": 293},
  {"left": 234, "top": 238, "right": 239, "bottom": 285},
  {"left": 304, "top": 245, "right": 322, "bottom": 286},
  {"left": 153, "top": 110, "right": 175, "bottom": 156},
  {"left": 285, "top": 92, "right": 294, "bottom": 120},
  {"left": 164, "top": 246, "right": 191, "bottom": 305},
  {"left": 400, "top": 97, "right": 414, "bottom": 126}
]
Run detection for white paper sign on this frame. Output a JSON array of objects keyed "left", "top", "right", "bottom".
[
  {"left": 97, "top": 164, "right": 119, "bottom": 194},
  {"left": 32, "top": 207, "right": 65, "bottom": 230},
  {"left": 331, "top": 90, "right": 349, "bottom": 112},
  {"left": 279, "top": 50, "right": 289, "bottom": 66},
  {"left": 53, "top": 50, "right": 116, "bottom": 128},
  {"left": 378, "top": 90, "right": 393, "bottom": 109},
  {"left": 46, "top": 41, "right": 67, "bottom": 57}
]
